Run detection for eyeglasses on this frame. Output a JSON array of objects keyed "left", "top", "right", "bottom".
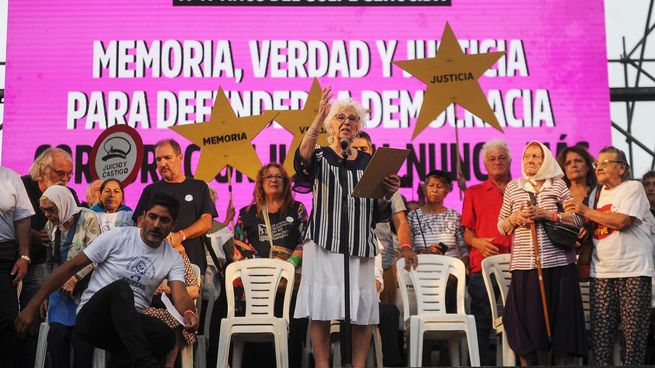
[
  {"left": 47, "top": 165, "right": 73, "bottom": 179},
  {"left": 591, "top": 160, "right": 625, "bottom": 170},
  {"left": 334, "top": 114, "right": 360, "bottom": 124},
  {"left": 264, "top": 175, "right": 283, "bottom": 182}
]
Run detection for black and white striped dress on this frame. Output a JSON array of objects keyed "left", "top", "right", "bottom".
[
  {"left": 293, "top": 146, "right": 383, "bottom": 258},
  {"left": 292, "top": 146, "right": 385, "bottom": 324}
]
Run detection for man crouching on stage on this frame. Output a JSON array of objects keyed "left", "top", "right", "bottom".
[{"left": 15, "top": 192, "right": 199, "bottom": 368}]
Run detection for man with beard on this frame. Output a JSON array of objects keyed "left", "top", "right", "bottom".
[
  {"left": 133, "top": 139, "right": 217, "bottom": 272},
  {"left": 16, "top": 192, "right": 198, "bottom": 368}
]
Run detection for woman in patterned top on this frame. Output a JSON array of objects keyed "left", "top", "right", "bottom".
[
  {"left": 89, "top": 179, "right": 134, "bottom": 232},
  {"left": 408, "top": 169, "right": 468, "bottom": 314},
  {"left": 293, "top": 86, "right": 401, "bottom": 368},
  {"left": 497, "top": 141, "right": 586, "bottom": 365},
  {"left": 145, "top": 241, "right": 199, "bottom": 368},
  {"left": 233, "top": 162, "right": 307, "bottom": 266},
  {"left": 232, "top": 162, "right": 309, "bottom": 367}
]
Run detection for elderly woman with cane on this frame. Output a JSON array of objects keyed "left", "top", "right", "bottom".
[
  {"left": 497, "top": 141, "right": 586, "bottom": 366},
  {"left": 292, "top": 86, "right": 404, "bottom": 368}
]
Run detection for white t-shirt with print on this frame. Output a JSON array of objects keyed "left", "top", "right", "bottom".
[
  {"left": 78, "top": 226, "right": 185, "bottom": 313},
  {"left": 590, "top": 180, "right": 654, "bottom": 278}
]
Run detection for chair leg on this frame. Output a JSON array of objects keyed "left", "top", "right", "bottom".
[
  {"left": 35, "top": 322, "right": 50, "bottom": 368},
  {"left": 274, "top": 323, "right": 289, "bottom": 368},
  {"left": 216, "top": 323, "right": 231, "bottom": 368},
  {"left": 195, "top": 336, "right": 206, "bottom": 368},
  {"left": 448, "top": 338, "right": 461, "bottom": 367},
  {"left": 465, "top": 326, "right": 481, "bottom": 367},
  {"left": 180, "top": 343, "right": 193, "bottom": 368},
  {"left": 408, "top": 321, "right": 423, "bottom": 368},
  {"left": 232, "top": 341, "right": 244, "bottom": 368},
  {"left": 372, "top": 326, "right": 383, "bottom": 368},
  {"left": 501, "top": 332, "right": 515, "bottom": 367},
  {"left": 92, "top": 349, "right": 106, "bottom": 368},
  {"left": 331, "top": 340, "right": 341, "bottom": 368}
]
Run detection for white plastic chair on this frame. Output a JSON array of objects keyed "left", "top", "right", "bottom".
[
  {"left": 195, "top": 267, "right": 218, "bottom": 368},
  {"left": 35, "top": 321, "right": 107, "bottom": 368},
  {"left": 180, "top": 264, "right": 202, "bottom": 368},
  {"left": 216, "top": 258, "right": 295, "bottom": 368},
  {"left": 480, "top": 253, "right": 515, "bottom": 366},
  {"left": 397, "top": 255, "right": 480, "bottom": 367}
]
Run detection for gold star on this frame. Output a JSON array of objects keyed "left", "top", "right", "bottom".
[
  {"left": 273, "top": 78, "right": 329, "bottom": 175},
  {"left": 170, "top": 87, "right": 277, "bottom": 182},
  {"left": 394, "top": 23, "right": 505, "bottom": 140}
]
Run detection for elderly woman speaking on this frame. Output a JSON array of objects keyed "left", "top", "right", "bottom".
[
  {"left": 566, "top": 146, "right": 654, "bottom": 365},
  {"left": 497, "top": 141, "right": 586, "bottom": 366},
  {"left": 293, "top": 86, "right": 401, "bottom": 368}
]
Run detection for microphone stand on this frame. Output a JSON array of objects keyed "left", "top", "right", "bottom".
[{"left": 338, "top": 141, "right": 352, "bottom": 367}]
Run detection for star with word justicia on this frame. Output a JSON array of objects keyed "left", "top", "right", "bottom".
[
  {"left": 394, "top": 22, "right": 505, "bottom": 140},
  {"left": 170, "top": 87, "right": 277, "bottom": 182},
  {"left": 272, "top": 78, "right": 329, "bottom": 175}
]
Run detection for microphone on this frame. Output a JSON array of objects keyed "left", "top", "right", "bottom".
[{"left": 340, "top": 138, "right": 350, "bottom": 158}]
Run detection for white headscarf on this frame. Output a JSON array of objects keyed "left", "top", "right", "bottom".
[
  {"left": 520, "top": 141, "right": 563, "bottom": 184},
  {"left": 41, "top": 185, "right": 80, "bottom": 235}
]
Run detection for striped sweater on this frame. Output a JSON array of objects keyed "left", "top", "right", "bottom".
[{"left": 498, "top": 178, "right": 582, "bottom": 271}]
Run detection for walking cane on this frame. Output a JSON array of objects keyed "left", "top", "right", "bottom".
[{"left": 527, "top": 199, "right": 552, "bottom": 339}]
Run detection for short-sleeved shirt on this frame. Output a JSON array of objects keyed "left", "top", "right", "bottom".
[
  {"left": 233, "top": 201, "right": 308, "bottom": 259},
  {"left": 79, "top": 226, "right": 185, "bottom": 313},
  {"left": 590, "top": 180, "right": 655, "bottom": 278},
  {"left": 0, "top": 167, "right": 35, "bottom": 260},
  {"left": 498, "top": 178, "right": 583, "bottom": 271},
  {"left": 133, "top": 178, "right": 218, "bottom": 271},
  {"left": 374, "top": 192, "right": 406, "bottom": 269},
  {"left": 21, "top": 175, "right": 80, "bottom": 264},
  {"left": 461, "top": 180, "right": 512, "bottom": 273},
  {"left": 408, "top": 208, "right": 469, "bottom": 259}
]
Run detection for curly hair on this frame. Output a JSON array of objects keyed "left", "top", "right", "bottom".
[
  {"left": 251, "top": 163, "right": 294, "bottom": 219},
  {"left": 29, "top": 148, "right": 73, "bottom": 182},
  {"left": 556, "top": 145, "right": 597, "bottom": 187}
]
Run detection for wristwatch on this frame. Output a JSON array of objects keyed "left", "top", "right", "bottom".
[{"left": 20, "top": 255, "right": 31, "bottom": 264}]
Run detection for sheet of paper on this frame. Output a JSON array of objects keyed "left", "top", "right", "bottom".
[
  {"left": 161, "top": 293, "right": 186, "bottom": 326},
  {"left": 352, "top": 147, "right": 410, "bottom": 199}
]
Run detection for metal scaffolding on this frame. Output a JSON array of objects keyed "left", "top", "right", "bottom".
[{"left": 608, "top": 0, "right": 655, "bottom": 172}]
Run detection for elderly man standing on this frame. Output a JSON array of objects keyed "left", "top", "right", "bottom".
[
  {"left": 461, "top": 139, "right": 513, "bottom": 366},
  {"left": 17, "top": 147, "right": 80, "bottom": 368},
  {"left": 133, "top": 139, "right": 217, "bottom": 272},
  {"left": 0, "top": 166, "right": 34, "bottom": 367}
]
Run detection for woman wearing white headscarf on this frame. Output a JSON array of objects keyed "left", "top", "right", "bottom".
[
  {"left": 497, "top": 141, "right": 586, "bottom": 365},
  {"left": 40, "top": 185, "right": 100, "bottom": 368}
]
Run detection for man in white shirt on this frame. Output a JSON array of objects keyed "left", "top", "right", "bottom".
[
  {"left": 16, "top": 192, "right": 198, "bottom": 367},
  {"left": 0, "top": 166, "right": 34, "bottom": 367}
]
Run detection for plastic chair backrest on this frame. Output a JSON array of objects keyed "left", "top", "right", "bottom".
[
  {"left": 224, "top": 258, "right": 295, "bottom": 324},
  {"left": 397, "top": 255, "right": 466, "bottom": 319},
  {"left": 480, "top": 254, "right": 512, "bottom": 322}
]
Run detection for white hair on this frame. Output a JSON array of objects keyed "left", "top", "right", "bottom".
[
  {"left": 482, "top": 139, "right": 511, "bottom": 162},
  {"left": 322, "top": 98, "right": 367, "bottom": 145}
]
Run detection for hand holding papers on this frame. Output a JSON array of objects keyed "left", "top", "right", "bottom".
[{"left": 352, "top": 147, "right": 410, "bottom": 199}]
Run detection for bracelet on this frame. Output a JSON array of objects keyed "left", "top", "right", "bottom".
[
  {"left": 179, "top": 230, "right": 187, "bottom": 242},
  {"left": 552, "top": 211, "right": 558, "bottom": 222},
  {"left": 183, "top": 309, "right": 196, "bottom": 317},
  {"left": 508, "top": 216, "right": 516, "bottom": 227},
  {"left": 306, "top": 126, "right": 319, "bottom": 138},
  {"left": 557, "top": 212, "right": 562, "bottom": 222},
  {"left": 20, "top": 255, "right": 31, "bottom": 264},
  {"left": 400, "top": 243, "right": 413, "bottom": 250}
]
